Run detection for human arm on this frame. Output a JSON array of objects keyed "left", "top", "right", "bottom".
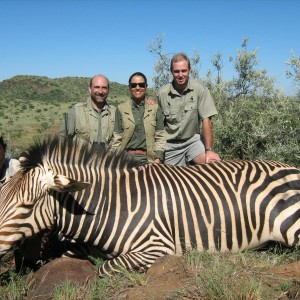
[
  {"left": 110, "top": 108, "right": 123, "bottom": 151},
  {"left": 197, "top": 85, "right": 220, "bottom": 163},
  {"left": 202, "top": 117, "right": 221, "bottom": 163},
  {"left": 153, "top": 106, "right": 166, "bottom": 163}
]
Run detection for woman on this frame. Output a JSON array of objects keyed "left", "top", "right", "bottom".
[{"left": 111, "top": 72, "right": 165, "bottom": 164}]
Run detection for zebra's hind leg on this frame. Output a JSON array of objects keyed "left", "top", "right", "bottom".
[
  {"left": 272, "top": 202, "right": 300, "bottom": 249},
  {"left": 98, "top": 251, "right": 166, "bottom": 277}
]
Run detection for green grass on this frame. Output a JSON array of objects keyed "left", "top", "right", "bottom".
[
  {"left": 1, "top": 247, "right": 299, "bottom": 299},
  {"left": 2, "top": 92, "right": 299, "bottom": 168},
  {"left": 173, "top": 247, "right": 300, "bottom": 300},
  {"left": 0, "top": 75, "right": 156, "bottom": 157},
  {"left": 50, "top": 271, "right": 146, "bottom": 300},
  {"left": 0, "top": 270, "right": 31, "bottom": 300}
]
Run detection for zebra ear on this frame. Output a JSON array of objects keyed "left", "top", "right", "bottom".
[{"left": 49, "top": 175, "right": 90, "bottom": 193}]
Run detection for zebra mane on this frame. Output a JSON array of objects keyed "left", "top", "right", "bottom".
[{"left": 19, "top": 135, "right": 140, "bottom": 173}]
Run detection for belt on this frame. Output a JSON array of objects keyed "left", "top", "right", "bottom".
[
  {"left": 127, "top": 149, "right": 147, "bottom": 155},
  {"left": 167, "top": 138, "right": 190, "bottom": 144}
]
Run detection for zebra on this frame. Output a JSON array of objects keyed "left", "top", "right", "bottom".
[{"left": 0, "top": 136, "right": 299, "bottom": 276}]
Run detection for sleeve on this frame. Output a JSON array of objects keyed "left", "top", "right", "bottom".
[
  {"left": 197, "top": 86, "right": 218, "bottom": 120},
  {"left": 154, "top": 106, "right": 166, "bottom": 160},
  {"left": 110, "top": 107, "right": 123, "bottom": 151},
  {"left": 113, "top": 107, "right": 123, "bottom": 134}
]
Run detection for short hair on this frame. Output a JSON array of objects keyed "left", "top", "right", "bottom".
[
  {"left": 89, "top": 75, "right": 110, "bottom": 88},
  {"left": 128, "top": 72, "right": 148, "bottom": 85},
  {"left": 170, "top": 53, "right": 191, "bottom": 72},
  {"left": 0, "top": 135, "right": 7, "bottom": 152}
]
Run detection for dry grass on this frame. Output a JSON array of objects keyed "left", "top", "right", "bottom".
[{"left": 1, "top": 245, "right": 299, "bottom": 299}]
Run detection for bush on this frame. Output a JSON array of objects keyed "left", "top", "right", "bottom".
[{"left": 213, "top": 96, "right": 300, "bottom": 168}]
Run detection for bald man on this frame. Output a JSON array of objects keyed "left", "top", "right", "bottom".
[{"left": 60, "top": 74, "right": 116, "bottom": 145}]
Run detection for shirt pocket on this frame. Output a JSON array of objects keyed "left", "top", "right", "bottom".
[
  {"left": 146, "top": 120, "right": 156, "bottom": 137},
  {"left": 184, "top": 103, "right": 198, "bottom": 120},
  {"left": 122, "top": 123, "right": 131, "bottom": 131},
  {"left": 75, "top": 117, "right": 91, "bottom": 141},
  {"left": 74, "top": 128, "right": 90, "bottom": 141},
  {"left": 144, "top": 110, "right": 157, "bottom": 121},
  {"left": 164, "top": 106, "right": 180, "bottom": 124}
]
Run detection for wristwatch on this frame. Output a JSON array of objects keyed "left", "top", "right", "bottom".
[{"left": 205, "top": 148, "right": 213, "bottom": 152}]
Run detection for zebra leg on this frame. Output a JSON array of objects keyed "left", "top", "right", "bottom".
[
  {"left": 14, "top": 234, "right": 43, "bottom": 272},
  {"left": 62, "top": 243, "right": 107, "bottom": 261},
  {"left": 270, "top": 201, "right": 300, "bottom": 248},
  {"left": 98, "top": 251, "right": 166, "bottom": 276}
]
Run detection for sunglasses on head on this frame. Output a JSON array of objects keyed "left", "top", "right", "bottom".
[{"left": 129, "top": 82, "right": 147, "bottom": 88}]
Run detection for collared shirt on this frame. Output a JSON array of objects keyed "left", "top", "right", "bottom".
[
  {"left": 88, "top": 101, "right": 113, "bottom": 144},
  {"left": 127, "top": 99, "right": 147, "bottom": 150},
  {"left": 113, "top": 97, "right": 165, "bottom": 161},
  {"left": 59, "top": 97, "right": 116, "bottom": 145},
  {"left": 157, "top": 78, "right": 217, "bottom": 141},
  {"left": 114, "top": 98, "right": 147, "bottom": 150}
]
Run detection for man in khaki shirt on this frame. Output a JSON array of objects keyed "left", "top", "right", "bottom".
[
  {"left": 60, "top": 74, "right": 116, "bottom": 146},
  {"left": 157, "top": 53, "right": 221, "bottom": 166}
]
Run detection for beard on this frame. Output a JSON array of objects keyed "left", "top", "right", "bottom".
[{"left": 91, "top": 94, "right": 106, "bottom": 103}]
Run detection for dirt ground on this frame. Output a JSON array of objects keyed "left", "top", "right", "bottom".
[
  {"left": 1, "top": 251, "right": 300, "bottom": 299},
  {"left": 124, "top": 255, "right": 300, "bottom": 300}
]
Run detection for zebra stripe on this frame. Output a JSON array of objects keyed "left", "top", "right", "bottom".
[{"left": 0, "top": 136, "right": 299, "bottom": 275}]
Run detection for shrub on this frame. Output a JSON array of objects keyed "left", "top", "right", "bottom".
[{"left": 213, "top": 96, "right": 300, "bottom": 168}]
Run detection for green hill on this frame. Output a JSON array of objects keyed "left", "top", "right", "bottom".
[
  {"left": 0, "top": 75, "right": 130, "bottom": 104},
  {"left": 1, "top": 76, "right": 299, "bottom": 168},
  {"left": 0, "top": 75, "right": 154, "bottom": 155}
]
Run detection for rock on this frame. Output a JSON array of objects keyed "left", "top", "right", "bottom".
[
  {"left": 26, "top": 257, "right": 97, "bottom": 299},
  {"left": 125, "top": 255, "right": 192, "bottom": 300}
]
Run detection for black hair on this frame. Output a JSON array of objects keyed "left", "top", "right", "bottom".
[{"left": 128, "top": 72, "right": 148, "bottom": 85}]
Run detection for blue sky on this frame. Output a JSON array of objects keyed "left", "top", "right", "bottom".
[{"left": 0, "top": 0, "right": 299, "bottom": 95}]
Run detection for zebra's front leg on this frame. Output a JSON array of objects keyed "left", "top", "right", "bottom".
[{"left": 98, "top": 251, "right": 166, "bottom": 276}]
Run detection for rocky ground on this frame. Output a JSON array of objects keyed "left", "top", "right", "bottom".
[{"left": 1, "top": 251, "right": 300, "bottom": 299}]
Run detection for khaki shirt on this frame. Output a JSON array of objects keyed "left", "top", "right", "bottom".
[
  {"left": 60, "top": 97, "right": 116, "bottom": 145},
  {"left": 157, "top": 78, "right": 217, "bottom": 141},
  {"left": 111, "top": 99, "right": 166, "bottom": 162},
  {"left": 117, "top": 99, "right": 147, "bottom": 150}
]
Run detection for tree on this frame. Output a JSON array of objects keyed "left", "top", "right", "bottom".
[
  {"left": 226, "top": 37, "right": 278, "bottom": 98},
  {"left": 189, "top": 48, "right": 201, "bottom": 80},
  {"left": 210, "top": 52, "right": 223, "bottom": 85},
  {"left": 204, "top": 52, "right": 228, "bottom": 100},
  {"left": 285, "top": 50, "right": 300, "bottom": 96},
  {"left": 148, "top": 34, "right": 172, "bottom": 89},
  {"left": 149, "top": 35, "right": 278, "bottom": 98},
  {"left": 148, "top": 35, "right": 201, "bottom": 89}
]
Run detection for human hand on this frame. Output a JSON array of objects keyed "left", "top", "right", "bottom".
[
  {"left": 154, "top": 158, "right": 161, "bottom": 164},
  {"left": 146, "top": 98, "right": 157, "bottom": 105},
  {"left": 205, "top": 150, "right": 221, "bottom": 163}
]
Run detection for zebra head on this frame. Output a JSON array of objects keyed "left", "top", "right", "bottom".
[{"left": 0, "top": 138, "right": 90, "bottom": 258}]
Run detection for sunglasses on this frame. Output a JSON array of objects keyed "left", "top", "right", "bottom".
[{"left": 129, "top": 82, "right": 147, "bottom": 88}]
